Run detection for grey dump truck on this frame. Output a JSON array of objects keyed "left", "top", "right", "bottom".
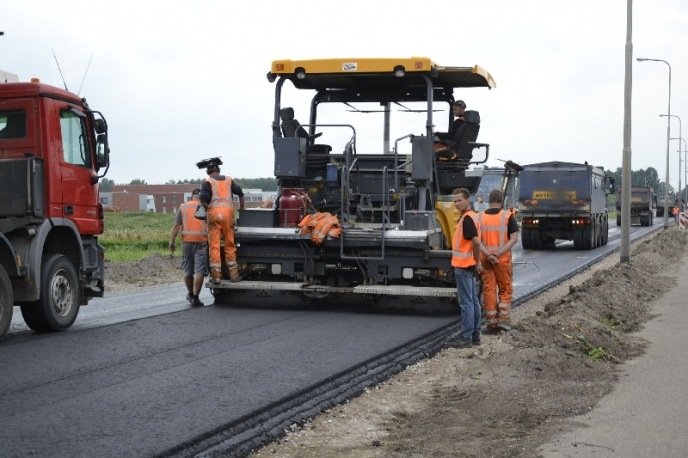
[
  {"left": 615, "top": 186, "right": 655, "bottom": 226},
  {"left": 519, "top": 161, "right": 615, "bottom": 250}
]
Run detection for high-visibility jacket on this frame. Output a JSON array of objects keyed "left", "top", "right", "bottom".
[
  {"left": 179, "top": 201, "right": 207, "bottom": 243},
  {"left": 477, "top": 209, "right": 511, "bottom": 263},
  {"left": 451, "top": 210, "right": 480, "bottom": 268},
  {"left": 207, "top": 176, "right": 233, "bottom": 209},
  {"left": 298, "top": 212, "right": 341, "bottom": 246}
]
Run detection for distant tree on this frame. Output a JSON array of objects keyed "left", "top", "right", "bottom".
[
  {"left": 234, "top": 177, "right": 278, "bottom": 191},
  {"left": 166, "top": 179, "right": 176, "bottom": 185},
  {"left": 100, "top": 177, "right": 115, "bottom": 191},
  {"left": 609, "top": 166, "right": 660, "bottom": 191},
  {"left": 130, "top": 178, "right": 147, "bottom": 185}
]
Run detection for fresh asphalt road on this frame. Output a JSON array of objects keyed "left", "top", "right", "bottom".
[{"left": 0, "top": 220, "right": 661, "bottom": 457}]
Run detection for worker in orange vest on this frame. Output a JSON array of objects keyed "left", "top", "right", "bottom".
[
  {"left": 477, "top": 189, "right": 520, "bottom": 332},
  {"left": 449, "top": 187, "right": 484, "bottom": 348},
  {"left": 169, "top": 188, "right": 208, "bottom": 307},
  {"left": 198, "top": 157, "right": 245, "bottom": 283}
]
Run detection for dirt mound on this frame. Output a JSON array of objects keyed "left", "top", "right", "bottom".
[
  {"left": 104, "top": 254, "right": 182, "bottom": 293},
  {"left": 250, "top": 228, "right": 688, "bottom": 458}
]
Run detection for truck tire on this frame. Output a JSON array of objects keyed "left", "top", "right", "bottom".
[
  {"left": 0, "top": 264, "right": 13, "bottom": 339},
  {"left": 602, "top": 216, "right": 609, "bottom": 245},
  {"left": 20, "top": 254, "right": 80, "bottom": 332},
  {"left": 521, "top": 228, "right": 532, "bottom": 249}
]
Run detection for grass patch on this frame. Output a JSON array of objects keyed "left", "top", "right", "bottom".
[{"left": 102, "top": 212, "right": 174, "bottom": 262}]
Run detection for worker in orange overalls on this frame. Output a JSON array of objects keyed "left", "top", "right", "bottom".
[
  {"left": 477, "top": 189, "right": 519, "bottom": 332},
  {"left": 169, "top": 188, "right": 208, "bottom": 307},
  {"left": 198, "top": 157, "right": 245, "bottom": 283}
]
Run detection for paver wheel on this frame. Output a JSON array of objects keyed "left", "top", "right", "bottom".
[{"left": 21, "top": 254, "right": 80, "bottom": 332}]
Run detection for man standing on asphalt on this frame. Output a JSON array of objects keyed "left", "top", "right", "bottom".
[
  {"left": 169, "top": 188, "right": 208, "bottom": 307},
  {"left": 477, "top": 189, "right": 519, "bottom": 332},
  {"left": 450, "top": 187, "right": 483, "bottom": 348},
  {"left": 198, "top": 157, "right": 245, "bottom": 283}
]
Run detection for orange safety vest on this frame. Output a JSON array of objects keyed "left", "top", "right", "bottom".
[
  {"left": 477, "top": 209, "right": 511, "bottom": 263},
  {"left": 207, "top": 176, "right": 233, "bottom": 209},
  {"left": 298, "top": 212, "right": 341, "bottom": 246},
  {"left": 451, "top": 210, "right": 480, "bottom": 268},
  {"left": 179, "top": 201, "right": 208, "bottom": 243}
]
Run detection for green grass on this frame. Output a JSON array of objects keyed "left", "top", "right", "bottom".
[{"left": 102, "top": 212, "right": 175, "bottom": 262}]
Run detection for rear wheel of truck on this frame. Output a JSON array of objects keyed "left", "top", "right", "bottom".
[
  {"left": 0, "top": 264, "right": 13, "bottom": 339},
  {"left": 521, "top": 228, "right": 532, "bottom": 249},
  {"left": 21, "top": 254, "right": 80, "bottom": 332}
]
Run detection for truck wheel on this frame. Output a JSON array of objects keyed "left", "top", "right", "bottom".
[
  {"left": 582, "top": 226, "right": 594, "bottom": 250},
  {"left": 0, "top": 264, "right": 13, "bottom": 339},
  {"left": 521, "top": 228, "right": 533, "bottom": 250},
  {"left": 602, "top": 217, "right": 609, "bottom": 245},
  {"left": 20, "top": 254, "right": 80, "bottom": 332}
]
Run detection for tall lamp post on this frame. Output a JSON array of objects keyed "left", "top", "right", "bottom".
[
  {"left": 671, "top": 137, "right": 687, "bottom": 202},
  {"left": 661, "top": 114, "right": 682, "bottom": 200},
  {"left": 637, "top": 57, "right": 671, "bottom": 228}
]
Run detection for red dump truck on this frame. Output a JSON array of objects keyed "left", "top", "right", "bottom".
[{"left": 0, "top": 75, "right": 110, "bottom": 338}]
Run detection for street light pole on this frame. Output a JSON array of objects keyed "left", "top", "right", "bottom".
[
  {"left": 671, "top": 136, "right": 686, "bottom": 202},
  {"left": 620, "top": 0, "right": 633, "bottom": 263},
  {"left": 637, "top": 57, "right": 672, "bottom": 228},
  {"left": 661, "top": 114, "right": 682, "bottom": 199}
]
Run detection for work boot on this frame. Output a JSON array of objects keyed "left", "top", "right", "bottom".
[
  {"left": 190, "top": 295, "right": 204, "bottom": 307},
  {"left": 185, "top": 293, "right": 193, "bottom": 304},
  {"left": 228, "top": 263, "right": 240, "bottom": 283},
  {"left": 210, "top": 268, "right": 222, "bottom": 284}
]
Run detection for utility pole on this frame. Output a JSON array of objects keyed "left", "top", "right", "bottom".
[{"left": 620, "top": 0, "right": 633, "bottom": 263}]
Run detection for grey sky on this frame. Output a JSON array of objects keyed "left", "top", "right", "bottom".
[{"left": 2, "top": 0, "right": 687, "bottom": 187}]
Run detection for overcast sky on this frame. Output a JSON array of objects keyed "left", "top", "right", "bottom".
[{"left": 2, "top": 1, "right": 687, "bottom": 188}]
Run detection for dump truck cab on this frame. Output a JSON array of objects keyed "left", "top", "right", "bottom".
[{"left": 0, "top": 77, "right": 110, "bottom": 337}]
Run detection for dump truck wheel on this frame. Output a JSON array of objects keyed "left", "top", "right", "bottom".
[
  {"left": 0, "top": 264, "right": 13, "bottom": 339},
  {"left": 521, "top": 228, "right": 532, "bottom": 249},
  {"left": 21, "top": 254, "right": 80, "bottom": 332}
]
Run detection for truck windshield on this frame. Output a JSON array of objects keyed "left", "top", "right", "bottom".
[
  {"left": 519, "top": 171, "right": 591, "bottom": 201},
  {"left": 0, "top": 110, "right": 27, "bottom": 139}
]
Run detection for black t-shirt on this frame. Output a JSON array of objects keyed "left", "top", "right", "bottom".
[{"left": 462, "top": 213, "right": 478, "bottom": 240}]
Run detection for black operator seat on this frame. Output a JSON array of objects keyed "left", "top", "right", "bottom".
[
  {"left": 437, "top": 110, "right": 481, "bottom": 162},
  {"left": 279, "top": 107, "right": 332, "bottom": 155}
]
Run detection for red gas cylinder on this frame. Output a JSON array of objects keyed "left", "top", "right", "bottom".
[{"left": 278, "top": 188, "right": 308, "bottom": 227}]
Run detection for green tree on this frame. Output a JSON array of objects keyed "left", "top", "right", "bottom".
[
  {"left": 100, "top": 177, "right": 115, "bottom": 191},
  {"left": 130, "top": 178, "right": 147, "bottom": 185}
]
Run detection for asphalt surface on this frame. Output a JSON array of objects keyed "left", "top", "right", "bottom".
[
  {"left": 540, "top": 247, "right": 688, "bottom": 457},
  {"left": 0, "top": 221, "right": 662, "bottom": 457},
  {"left": 0, "top": 307, "right": 453, "bottom": 457}
]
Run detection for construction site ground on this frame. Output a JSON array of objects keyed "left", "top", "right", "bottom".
[{"left": 105, "top": 228, "right": 688, "bottom": 457}]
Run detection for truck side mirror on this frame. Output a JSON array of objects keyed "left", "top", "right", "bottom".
[
  {"left": 606, "top": 176, "right": 616, "bottom": 195},
  {"left": 95, "top": 133, "right": 110, "bottom": 173}
]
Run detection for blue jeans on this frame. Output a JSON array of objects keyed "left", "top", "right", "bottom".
[{"left": 455, "top": 267, "right": 481, "bottom": 342}]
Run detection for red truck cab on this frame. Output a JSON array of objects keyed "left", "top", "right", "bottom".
[{"left": 0, "top": 77, "right": 110, "bottom": 337}]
